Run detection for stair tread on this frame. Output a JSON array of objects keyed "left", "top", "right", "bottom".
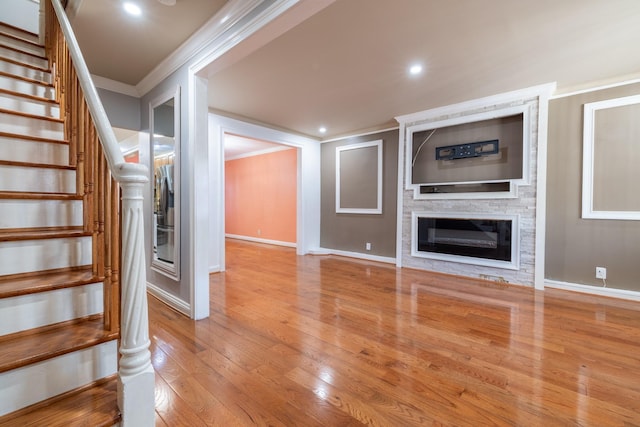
[
  {"left": 0, "top": 315, "right": 118, "bottom": 373},
  {"left": 0, "top": 22, "right": 39, "bottom": 40},
  {"left": 0, "top": 130, "right": 68, "bottom": 144},
  {"left": 0, "top": 266, "right": 99, "bottom": 298},
  {"left": 0, "top": 159, "right": 74, "bottom": 170},
  {"left": 0, "top": 43, "right": 47, "bottom": 60},
  {"left": 0, "top": 67, "right": 52, "bottom": 83},
  {"left": 0, "top": 227, "right": 90, "bottom": 242},
  {"left": 0, "top": 376, "right": 120, "bottom": 427},
  {"left": 0, "top": 30, "right": 43, "bottom": 49},
  {"left": 0, "top": 107, "right": 64, "bottom": 122},
  {"left": 0, "top": 190, "right": 80, "bottom": 200},
  {"left": 0, "top": 87, "right": 59, "bottom": 104}
]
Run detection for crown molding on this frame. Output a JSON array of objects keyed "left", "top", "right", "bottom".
[
  {"left": 92, "top": 74, "right": 140, "bottom": 97},
  {"left": 225, "top": 144, "right": 291, "bottom": 161},
  {"left": 135, "top": 0, "right": 263, "bottom": 96}
]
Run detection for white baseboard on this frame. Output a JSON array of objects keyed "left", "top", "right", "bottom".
[
  {"left": 545, "top": 279, "right": 640, "bottom": 302},
  {"left": 209, "top": 264, "right": 221, "bottom": 273},
  {"left": 316, "top": 247, "right": 396, "bottom": 264},
  {"left": 226, "top": 234, "right": 296, "bottom": 248},
  {"left": 146, "top": 282, "right": 191, "bottom": 317}
]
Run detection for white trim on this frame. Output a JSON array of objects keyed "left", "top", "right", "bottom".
[
  {"left": 136, "top": 0, "right": 262, "bottom": 96},
  {"left": 545, "top": 279, "right": 640, "bottom": 302},
  {"left": 411, "top": 211, "right": 520, "bottom": 271},
  {"left": 396, "top": 83, "right": 557, "bottom": 124},
  {"left": 226, "top": 233, "right": 296, "bottom": 248},
  {"left": 225, "top": 144, "right": 291, "bottom": 161},
  {"left": 395, "top": 121, "right": 405, "bottom": 268},
  {"left": 149, "top": 85, "right": 181, "bottom": 281},
  {"left": 146, "top": 283, "right": 191, "bottom": 316},
  {"left": 188, "top": 74, "right": 210, "bottom": 320},
  {"left": 412, "top": 182, "right": 518, "bottom": 200},
  {"left": 92, "top": 74, "right": 139, "bottom": 97},
  {"left": 335, "top": 140, "right": 383, "bottom": 214},
  {"left": 582, "top": 94, "right": 640, "bottom": 220},
  {"left": 403, "top": 104, "right": 532, "bottom": 196},
  {"left": 321, "top": 126, "right": 399, "bottom": 143},
  {"left": 534, "top": 86, "right": 555, "bottom": 290},
  {"left": 551, "top": 76, "right": 640, "bottom": 100},
  {"left": 317, "top": 247, "right": 396, "bottom": 264}
]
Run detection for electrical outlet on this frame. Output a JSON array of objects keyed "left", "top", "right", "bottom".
[
  {"left": 365, "top": 242, "right": 371, "bottom": 251},
  {"left": 257, "top": 229, "right": 261, "bottom": 236},
  {"left": 595, "top": 267, "right": 607, "bottom": 280}
]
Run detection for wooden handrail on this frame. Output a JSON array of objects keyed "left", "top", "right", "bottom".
[{"left": 44, "top": 1, "right": 155, "bottom": 425}]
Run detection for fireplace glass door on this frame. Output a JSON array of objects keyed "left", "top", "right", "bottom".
[{"left": 417, "top": 217, "right": 512, "bottom": 262}]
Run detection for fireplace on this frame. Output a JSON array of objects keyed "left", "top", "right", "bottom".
[{"left": 411, "top": 212, "right": 519, "bottom": 270}]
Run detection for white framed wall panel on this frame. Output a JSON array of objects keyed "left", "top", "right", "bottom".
[
  {"left": 582, "top": 94, "right": 640, "bottom": 220},
  {"left": 335, "top": 140, "right": 383, "bottom": 214}
]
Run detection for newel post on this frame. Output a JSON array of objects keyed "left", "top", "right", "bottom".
[{"left": 117, "top": 171, "right": 155, "bottom": 426}]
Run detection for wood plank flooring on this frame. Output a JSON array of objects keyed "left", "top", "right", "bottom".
[{"left": 149, "top": 239, "right": 640, "bottom": 426}]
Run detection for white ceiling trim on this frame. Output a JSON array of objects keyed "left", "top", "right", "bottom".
[
  {"left": 551, "top": 75, "right": 640, "bottom": 100},
  {"left": 320, "top": 126, "right": 400, "bottom": 143},
  {"left": 135, "top": 0, "right": 263, "bottom": 96},
  {"left": 226, "top": 145, "right": 292, "bottom": 161}
]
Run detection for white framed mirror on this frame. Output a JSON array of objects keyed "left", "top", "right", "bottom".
[{"left": 150, "top": 86, "right": 180, "bottom": 280}]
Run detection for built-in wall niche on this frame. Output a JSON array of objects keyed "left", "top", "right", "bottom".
[{"left": 406, "top": 104, "right": 531, "bottom": 199}]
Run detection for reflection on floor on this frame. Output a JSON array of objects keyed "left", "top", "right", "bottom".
[{"left": 150, "top": 238, "right": 640, "bottom": 426}]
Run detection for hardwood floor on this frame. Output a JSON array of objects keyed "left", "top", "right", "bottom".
[{"left": 149, "top": 239, "right": 640, "bottom": 426}]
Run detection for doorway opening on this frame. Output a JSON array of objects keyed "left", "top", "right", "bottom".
[{"left": 223, "top": 133, "right": 298, "bottom": 253}]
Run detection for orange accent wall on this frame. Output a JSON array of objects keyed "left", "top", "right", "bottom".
[
  {"left": 124, "top": 152, "right": 139, "bottom": 163},
  {"left": 225, "top": 148, "right": 297, "bottom": 243}
]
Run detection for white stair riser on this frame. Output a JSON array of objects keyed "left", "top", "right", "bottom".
[
  {"left": 0, "top": 283, "right": 103, "bottom": 336},
  {"left": 0, "top": 45, "right": 47, "bottom": 69},
  {"left": 0, "top": 112, "right": 63, "bottom": 140},
  {"left": 0, "top": 35, "right": 45, "bottom": 57},
  {"left": 0, "top": 92, "right": 59, "bottom": 117},
  {"left": 0, "top": 236, "right": 91, "bottom": 276},
  {"left": 0, "top": 74, "right": 54, "bottom": 99},
  {"left": 0, "top": 59, "right": 51, "bottom": 83},
  {"left": 0, "top": 199, "right": 82, "bottom": 229},
  {"left": 0, "top": 340, "right": 118, "bottom": 416},
  {"left": 0, "top": 27, "right": 39, "bottom": 44},
  {"left": 0, "top": 136, "right": 69, "bottom": 166},
  {"left": 0, "top": 165, "right": 75, "bottom": 193}
]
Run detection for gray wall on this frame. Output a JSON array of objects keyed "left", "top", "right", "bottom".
[
  {"left": 97, "top": 88, "right": 140, "bottom": 131},
  {"left": 546, "top": 82, "right": 640, "bottom": 291},
  {"left": 321, "top": 129, "right": 398, "bottom": 257}
]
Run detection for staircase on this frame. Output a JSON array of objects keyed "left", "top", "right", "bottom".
[
  {"left": 0, "top": 21, "right": 121, "bottom": 426},
  {"left": 0, "top": 4, "right": 153, "bottom": 423}
]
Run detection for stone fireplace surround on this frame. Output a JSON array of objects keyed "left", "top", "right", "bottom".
[{"left": 395, "top": 84, "right": 555, "bottom": 288}]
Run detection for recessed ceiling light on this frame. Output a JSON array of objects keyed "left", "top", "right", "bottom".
[
  {"left": 409, "top": 64, "right": 423, "bottom": 76},
  {"left": 319, "top": 127, "right": 327, "bottom": 134},
  {"left": 123, "top": 2, "right": 142, "bottom": 16}
]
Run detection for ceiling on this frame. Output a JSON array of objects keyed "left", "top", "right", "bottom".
[{"left": 71, "top": 0, "right": 640, "bottom": 141}]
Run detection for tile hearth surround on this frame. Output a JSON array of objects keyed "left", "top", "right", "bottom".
[{"left": 398, "top": 86, "right": 553, "bottom": 287}]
